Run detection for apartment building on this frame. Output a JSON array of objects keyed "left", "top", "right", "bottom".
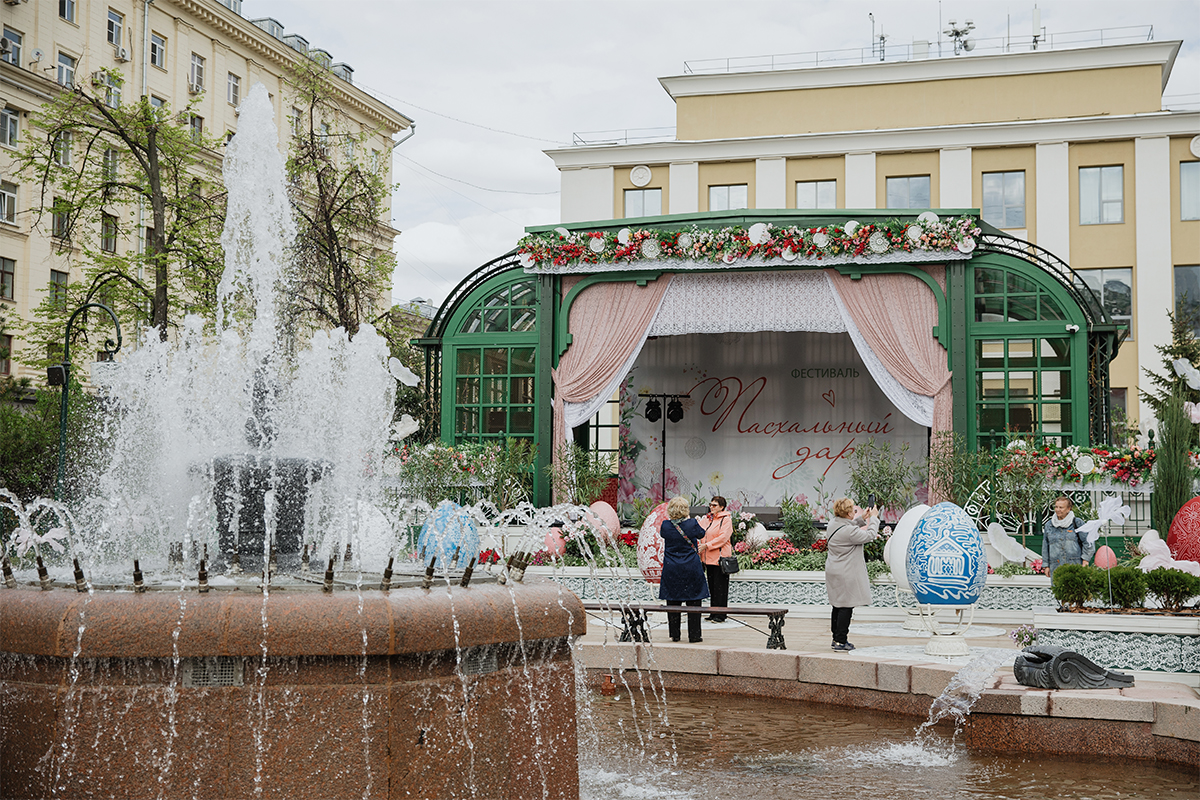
[
  {"left": 0, "top": 0, "right": 410, "bottom": 382},
  {"left": 545, "top": 39, "right": 1200, "bottom": 435}
]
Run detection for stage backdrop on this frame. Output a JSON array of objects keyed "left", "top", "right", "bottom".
[{"left": 618, "top": 331, "right": 928, "bottom": 516}]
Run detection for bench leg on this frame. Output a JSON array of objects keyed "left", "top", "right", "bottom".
[
  {"left": 618, "top": 608, "right": 649, "bottom": 643},
  {"left": 766, "top": 615, "right": 786, "bottom": 650}
]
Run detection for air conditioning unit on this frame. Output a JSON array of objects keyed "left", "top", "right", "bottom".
[
  {"left": 115, "top": 47, "right": 130, "bottom": 62},
  {"left": 91, "top": 70, "right": 106, "bottom": 86},
  {"left": 187, "top": 80, "right": 202, "bottom": 95},
  {"left": 0, "top": 38, "right": 11, "bottom": 56}
]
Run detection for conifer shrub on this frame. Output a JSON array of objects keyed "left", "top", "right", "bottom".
[
  {"left": 1144, "top": 568, "right": 1200, "bottom": 612},
  {"left": 1051, "top": 564, "right": 1103, "bottom": 609},
  {"left": 1105, "top": 566, "right": 1148, "bottom": 609}
]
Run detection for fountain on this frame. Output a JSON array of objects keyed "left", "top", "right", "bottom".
[{"left": 0, "top": 84, "right": 584, "bottom": 799}]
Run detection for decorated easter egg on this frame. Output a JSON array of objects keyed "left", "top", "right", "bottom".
[
  {"left": 588, "top": 501, "right": 620, "bottom": 545},
  {"left": 636, "top": 502, "right": 670, "bottom": 584},
  {"left": 417, "top": 500, "right": 480, "bottom": 569},
  {"left": 906, "top": 502, "right": 987, "bottom": 606},
  {"left": 884, "top": 504, "right": 930, "bottom": 594},
  {"left": 544, "top": 527, "right": 566, "bottom": 557},
  {"left": 1094, "top": 545, "right": 1118, "bottom": 569},
  {"left": 1167, "top": 496, "right": 1200, "bottom": 563}
]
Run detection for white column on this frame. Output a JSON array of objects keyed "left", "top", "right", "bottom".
[
  {"left": 668, "top": 162, "right": 699, "bottom": 214},
  {"left": 939, "top": 147, "right": 973, "bottom": 210},
  {"left": 844, "top": 152, "right": 876, "bottom": 209},
  {"left": 755, "top": 157, "right": 787, "bottom": 210},
  {"left": 1135, "top": 135, "right": 1174, "bottom": 434},
  {"left": 1034, "top": 141, "right": 1070, "bottom": 264},
  {"left": 559, "top": 167, "right": 615, "bottom": 223}
]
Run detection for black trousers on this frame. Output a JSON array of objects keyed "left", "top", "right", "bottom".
[
  {"left": 667, "top": 600, "right": 703, "bottom": 642},
  {"left": 705, "top": 563, "right": 729, "bottom": 620},
  {"left": 831, "top": 606, "right": 854, "bottom": 644}
]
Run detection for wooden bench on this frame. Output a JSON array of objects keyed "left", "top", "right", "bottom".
[{"left": 581, "top": 602, "right": 788, "bottom": 650}]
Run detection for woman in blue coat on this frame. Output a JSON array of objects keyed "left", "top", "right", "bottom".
[{"left": 659, "top": 495, "right": 709, "bottom": 643}]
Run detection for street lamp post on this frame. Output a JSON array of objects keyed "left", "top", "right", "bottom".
[{"left": 48, "top": 303, "right": 122, "bottom": 501}]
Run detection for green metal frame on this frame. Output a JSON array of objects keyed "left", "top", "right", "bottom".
[{"left": 962, "top": 252, "right": 1091, "bottom": 449}]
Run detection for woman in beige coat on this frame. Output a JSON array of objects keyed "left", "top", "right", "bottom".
[{"left": 824, "top": 497, "right": 881, "bottom": 652}]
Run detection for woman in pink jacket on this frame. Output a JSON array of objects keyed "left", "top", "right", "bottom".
[{"left": 698, "top": 496, "right": 733, "bottom": 622}]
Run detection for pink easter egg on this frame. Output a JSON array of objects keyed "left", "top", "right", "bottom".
[
  {"left": 1094, "top": 545, "right": 1118, "bottom": 570},
  {"left": 544, "top": 528, "right": 566, "bottom": 557},
  {"left": 588, "top": 501, "right": 620, "bottom": 544}
]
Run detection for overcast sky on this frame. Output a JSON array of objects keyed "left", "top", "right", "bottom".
[{"left": 247, "top": 0, "right": 1200, "bottom": 308}]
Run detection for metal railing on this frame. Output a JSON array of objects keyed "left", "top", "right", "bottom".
[{"left": 682, "top": 26, "right": 1155, "bottom": 74}]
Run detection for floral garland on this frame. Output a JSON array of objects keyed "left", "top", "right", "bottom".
[
  {"left": 516, "top": 214, "right": 982, "bottom": 271},
  {"left": 999, "top": 440, "right": 1164, "bottom": 487}
]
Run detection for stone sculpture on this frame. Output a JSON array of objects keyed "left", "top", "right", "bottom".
[{"left": 1013, "top": 645, "right": 1135, "bottom": 689}]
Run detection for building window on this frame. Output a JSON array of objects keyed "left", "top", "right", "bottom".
[
  {"left": 886, "top": 175, "right": 931, "bottom": 209},
  {"left": 2, "top": 28, "right": 22, "bottom": 66},
  {"left": 369, "top": 149, "right": 380, "bottom": 172},
  {"left": 50, "top": 270, "right": 69, "bottom": 307},
  {"left": 0, "top": 334, "right": 11, "bottom": 375},
  {"left": 1078, "top": 268, "right": 1132, "bottom": 333},
  {"left": 224, "top": 130, "right": 235, "bottom": 145},
  {"left": 219, "top": 0, "right": 243, "bottom": 12},
  {"left": 54, "top": 132, "right": 71, "bottom": 167},
  {"left": 106, "top": 10, "right": 124, "bottom": 47},
  {"left": 708, "top": 184, "right": 748, "bottom": 212},
  {"left": 102, "top": 148, "right": 119, "bottom": 182},
  {"left": 100, "top": 214, "right": 118, "bottom": 253},
  {"left": 623, "top": 188, "right": 662, "bottom": 218},
  {"left": 0, "top": 258, "right": 13, "bottom": 301},
  {"left": 289, "top": 107, "right": 302, "bottom": 137},
  {"left": 59, "top": 0, "right": 75, "bottom": 23},
  {"left": 104, "top": 74, "right": 121, "bottom": 109},
  {"left": 0, "top": 107, "right": 17, "bottom": 149},
  {"left": 974, "top": 336, "right": 1074, "bottom": 449},
  {"left": 150, "top": 33, "right": 166, "bottom": 68},
  {"left": 343, "top": 138, "right": 355, "bottom": 162},
  {"left": 981, "top": 171, "right": 1026, "bottom": 229},
  {"left": 57, "top": 53, "right": 76, "bottom": 87},
  {"left": 1079, "top": 165, "right": 1123, "bottom": 225},
  {"left": 1175, "top": 265, "right": 1200, "bottom": 335},
  {"left": 974, "top": 266, "right": 1067, "bottom": 324},
  {"left": 227, "top": 72, "right": 240, "bottom": 106},
  {"left": 189, "top": 54, "right": 205, "bottom": 91},
  {"left": 189, "top": 115, "right": 203, "bottom": 143},
  {"left": 1182, "top": 162, "right": 1200, "bottom": 221},
  {"left": 453, "top": 346, "right": 536, "bottom": 442},
  {"left": 51, "top": 198, "right": 69, "bottom": 239},
  {"left": 0, "top": 181, "right": 15, "bottom": 225},
  {"left": 796, "top": 180, "right": 836, "bottom": 209}
]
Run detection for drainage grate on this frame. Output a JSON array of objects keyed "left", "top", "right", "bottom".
[
  {"left": 182, "top": 656, "right": 244, "bottom": 687},
  {"left": 459, "top": 647, "right": 499, "bottom": 676}
]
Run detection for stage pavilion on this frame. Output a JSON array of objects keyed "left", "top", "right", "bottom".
[{"left": 416, "top": 209, "right": 1125, "bottom": 510}]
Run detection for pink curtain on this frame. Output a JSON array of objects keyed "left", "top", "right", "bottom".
[
  {"left": 826, "top": 267, "right": 952, "bottom": 436},
  {"left": 552, "top": 275, "right": 672, "bottom": 449}
]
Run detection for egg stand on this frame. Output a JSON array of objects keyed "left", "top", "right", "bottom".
[
  {"left": 892, "top": 582, "right": 937, "bottom": 631},
  {"left": 916, "top": 601, "right": 976, "bottom": 657}
]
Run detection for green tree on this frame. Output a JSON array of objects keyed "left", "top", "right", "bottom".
[
  {"left": 284, "top": 60, "right": 397, "bottom": 340},
  {"left": 13, "top": 70, "right": 225, "bottom": 353},
  {"left": 1140, "top": 306, "right": 1200, "bottom": 415}
]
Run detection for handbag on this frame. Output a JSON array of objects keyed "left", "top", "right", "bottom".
[{"left": 718, "top": 555, "right": 740, "bottom": 574}]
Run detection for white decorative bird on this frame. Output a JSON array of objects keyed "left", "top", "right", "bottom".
[
  {"left": 390, "top": 413, "right": 420, "bottom": 441},
  {"left": 986, "top": 522, "right": 1040, "bottom": 564},
  {"left": 1172, "top": 358, "right": 1200, "bottom": 390},
  {"left": 388, "top": 357, "right": 420, "bottom": 387},
  {"left": 1137, "top": 530, "right": 1200, "bottom": 576}
]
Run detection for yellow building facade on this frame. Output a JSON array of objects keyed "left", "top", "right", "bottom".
[
  {"left": 548, "top": 40, "right": 1200, "bottom": 437},
  {"left": 0, "top": 0, "right": 410, "bottom": 382}
]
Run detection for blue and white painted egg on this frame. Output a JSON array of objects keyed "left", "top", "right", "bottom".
[
  {"left": 417, "top": 500, "right": 481, "bottom": 569},
  {"left": 906, "top": 502, "right": 987, "bottom": 606}
]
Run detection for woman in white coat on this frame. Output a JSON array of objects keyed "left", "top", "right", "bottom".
[{"left": 824, "top": 497, "right": 881, "bottom": 652}]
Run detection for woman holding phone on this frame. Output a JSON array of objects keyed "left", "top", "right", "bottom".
[{"left": 824, "top": 497, "right": 882, "bottom": 651}]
